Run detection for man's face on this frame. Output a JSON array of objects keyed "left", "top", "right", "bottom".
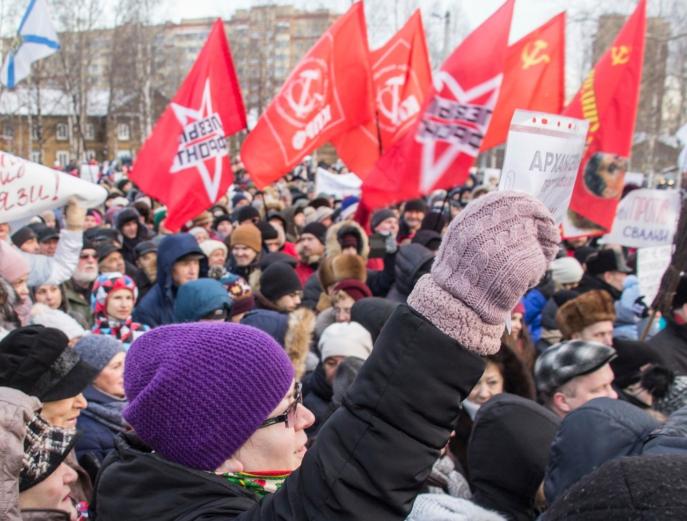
[
  {"left": 136, "top": 252, "right": 158, "bottom": 281},
  {"left": 171, "top": 257, "right": 200, "bottom": 286},
  {"left": 324, "top": 356, "right": 345, "bottom": 385},
  {"left": 232, "top": 245, "right": 257, "bottom": 267},
  {"left": 99, "top": 251, "right": 125, "bottom": 274},
  {"left": 264, "top": 238, "right": 281, "bottom": 253},
  {"left": 121, "top": 220, "right": 138, "bottom": 239},
  {"left": 84, "top": 215, "right": 99, "bottom": 229},
  {"left": 554, "top": 363, "right": 617, "bottom": 416},
  {"left": 374, "top": 217, "right": 399, "bottom": 236},
  {"left": 603, "top": 270, "right": 627, "bottom": 292},
  {"left": 73, "top": 248, "right": 98, "bottom": 284},
  {"left": 403, "top": 211, "right": 424, "bottom": 231},
  {"left": 334, "top": 293, "right": 355, "bottom": 323},
  {"left": 573, "top": 320, "right": 614, "bottom": 347},
  {"left": 274, "top": 291, "right": 302, "bottom": 312},
  {"left": 39, "top": 238, "right": 59, "bottom": 256},
  {"left": 216, "top": 221, "right": 233, "bottom": 239},
  {"left": 298, "top": 233, "right": 323, "bottom": 258}
]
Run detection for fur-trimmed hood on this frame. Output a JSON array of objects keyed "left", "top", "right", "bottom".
[
  {"left": 240, "top": 307, "right": 315, "bottom": 380},
  {"left": 325, "top": 221, "right": 370, "bottom": 260}
]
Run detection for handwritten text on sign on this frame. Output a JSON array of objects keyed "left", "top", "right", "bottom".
[
  {"left": 499, "top": 110, "right": 589, "bottom": 223},
  {"left": 602, "top": 189, "right": 680, "bottom": 248},
  {"left": 0, "top": 151, "right": 106, "bottom": 223}
]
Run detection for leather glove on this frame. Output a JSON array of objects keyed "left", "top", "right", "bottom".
[{"left": 408, "top": 191, "right": 559, "bottom": 355}]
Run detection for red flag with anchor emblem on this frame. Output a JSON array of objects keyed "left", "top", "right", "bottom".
[
  {"left": 564, "top": 0, "right": 646, "bottom": 233},
  {"left": 361, "top": 0, "right": 515, "bottom": 209},
  {"left": 129, "top": 19, "right": 246, "bottom": 232},
  {"left": 241, "top": 3, "right": 374, "bottom": 188},
  {"left": 480, "top": 12, "right": 565, "bottom": 151},
  {"left": 333, "top": 9, "right": 432, "bottom": 178}
]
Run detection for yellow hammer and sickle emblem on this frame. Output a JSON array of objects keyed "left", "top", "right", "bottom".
[
  {"left": 521, "top": 40, "right": 550, "bottom": 70},
  {"left": 611, "top": 45, "right": 631, "bottom": 66}
]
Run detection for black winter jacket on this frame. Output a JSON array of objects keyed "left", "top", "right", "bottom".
[
  {"left": 90, "top": 305, "right": 485, "bottom": 521},
  {"left": 648, "top": 316, "right": 687, "bottom": 375}
]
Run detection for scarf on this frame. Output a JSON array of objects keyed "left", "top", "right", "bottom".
[
  {"left": 92, "top": 314, "right": 147, "bottom": 348},
  {"left": 222, "top": 471, "right": 290, "bottom": 497}
]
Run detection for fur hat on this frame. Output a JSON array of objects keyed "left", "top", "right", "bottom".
[
  {"left": 332, "top": 255, "right": 367, "bottom": 283},
  {"left": 556, "top": 290, "right": 616, "bottom": 338}
]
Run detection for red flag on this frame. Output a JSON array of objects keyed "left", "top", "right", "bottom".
[
  {"left": 564, "top": 0, "right": 646, "bottom": 232},
  {"left": 129, "top": 20, "right": 246, "bottom": 232},
  {"left": 361, "top": 0, "right": 515, "bottom": 209},
  {"left": 333, "top": 9, "right": 432, "bottom": 177},
  {"left": 240, "top": 3, "right": 373, "bottom": 188},
  {"left": 481, "top": 12, "right": 565, "bottom": 151}
]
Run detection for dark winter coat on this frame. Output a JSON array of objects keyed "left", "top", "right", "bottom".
[
  {"left": 543, "top": 455, "right": 687, "bottom": 521},
  {"left": 116, "top": 208, "right": 152, "bottom": 266},
  {"left": 132, "top": 234, "right": 206, "bottom": 327},
  {"left": 648, "top": 316, "right": 687, "bottom": 375},
  {"left": 576, "top": 273, "right": 622, "bottom": 300},
  {"left": 386, "top": 244, "right": 434, "bottom": 303},
  {"left": 90, "top": 305, "right": 485, "bottom": 521},
  {"left": 643, "top": 404, "right": 687, "bottom": 456},
  {"left": 468, "top": 394, "right": 560, "bottom": 521},
  {"left": 302, "top": 362, "right": 333, "bottom": 437},
  {"left": 75, "top": 386, "right": 127, "bottom": 464},
  {"left": 544, "top": 397, "right": 660, "bottom": 505}
]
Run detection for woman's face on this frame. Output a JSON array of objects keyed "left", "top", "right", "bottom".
[
  {"left": 106, "top": 288, "right": 134, "bottom": 321},
  {"left": 467, "top": 362, "right": 505, "bottom": 406},
  {"left": 12, "top": 274, "right": 30, "bottom": 302},
  {"left": 93, "top": 352, "right": 126, "bottom": 398},
  {"left": 229, "top": 380, "right": 314, "bottom": 473},
  {"left": 19, "top": 462, "right": 78, "bottom": 520},
  {"left": 217, "top": 221, "right": 233, "bottom": 239},
  {"left": 34, "top": 284, "right": 62, "bottom": 309},
  {"left": 208, "top": 248, "right": 227, "bottom": 267},
  {"left": 510, "top": 312, "right": 523, "bottom": 339},
  {"left": 41, "top": 394, "right": 87, "bottom": 429}
]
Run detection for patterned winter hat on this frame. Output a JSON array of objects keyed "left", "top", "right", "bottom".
[
  {"left": 20, "top": 412, "right": 77, "bottom": 491},
  {"left": 534, "top": 340, "right": 617, "bottom": 394},
  {"left": 123, "top": 322, "right": 294, "bottom": 470},
  {"left": 91, "top": 272, "right": 138, "bottom": 315}
]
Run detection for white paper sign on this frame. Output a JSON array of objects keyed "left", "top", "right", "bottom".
[
  {"left": 0, "top": 151, "right": 107, "bottom": 223},
  {"left": 315, "top": 168, "right": 361, "bottom": 199},
  {"left": 637, "top": 245, "right": 673, "bottom": 305},
  {"left": 601, "top": 189, "right": 680, "bottom": 248},
  {"left": 499, "top": 110, "right": 589, "bottom": 223}
]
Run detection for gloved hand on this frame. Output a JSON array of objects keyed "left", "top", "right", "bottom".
[
  {"left": 64, "top": 198, "right": 86, "bottom": 231},
  {"left": 407, "top": 191, "right": 559, "bottom": 355}
]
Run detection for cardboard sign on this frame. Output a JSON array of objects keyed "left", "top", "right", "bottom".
[
  {"left": 315, "top": 168, "right": 361, "bottom": 199},
  {"left": 499, "top": 110, "right": 589, "bottom": 223},
  {"left": 601, "top": 189, "right": 680, "bottom": 248},
  {"left": 637, "top": 245, "right": 673, "bottom": 305},
  {"left": 0, "top": 151, "right": 107, "bottom": 223}
]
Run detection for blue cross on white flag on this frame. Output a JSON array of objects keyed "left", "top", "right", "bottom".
[{"left": 0, "top": 0, "right": 60, "bottom": 88}]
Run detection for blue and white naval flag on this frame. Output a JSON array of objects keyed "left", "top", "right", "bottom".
[{"left": 0, "top": 0, "right": 60, "bottom": 88}]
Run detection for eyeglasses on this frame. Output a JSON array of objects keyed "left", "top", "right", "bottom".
[
  {"left": 79, "top": 253, "right": 97, "bottom": 260},
  {"left": 259, "top": 382, "right": 302, "bottom": 429}
]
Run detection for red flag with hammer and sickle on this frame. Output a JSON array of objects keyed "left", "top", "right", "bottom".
[
  {"left": 333, "top": 9, "right": 432, "bottom": 178},
  {"left": 361, "top": 0, "right": 515, "bottom": 209},
  {"left": 564, "top": 0, "right": 646, "bottom": 233},
  {"left": 240, "top": 2, "right": 374, "bottom": 189},
  {"left": 480, "top": 12, "right": 565, "bottom": 151},
  {"left": 129, "top": 19, "right": 246, "bottom": 232}
]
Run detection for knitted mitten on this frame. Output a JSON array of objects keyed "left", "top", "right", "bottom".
[{"left": 408, "top": 191, "right": 559, "bottom": 355}]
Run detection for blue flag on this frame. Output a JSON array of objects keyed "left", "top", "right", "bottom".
[{"left": 1, "top": 0, "right": 60, "bottom": 88}]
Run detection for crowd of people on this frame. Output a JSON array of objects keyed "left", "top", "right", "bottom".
[{"left": 1, "top": 163, "right": 687, "bottom": 521}]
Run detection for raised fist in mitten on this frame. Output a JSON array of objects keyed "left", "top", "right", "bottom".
[{"left": 408, "top": 191, "right": 559, "bottom": 355}]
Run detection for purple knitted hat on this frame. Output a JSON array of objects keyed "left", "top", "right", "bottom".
[{"left": 123, "top": 322, "right": 294, "bottom": 470}]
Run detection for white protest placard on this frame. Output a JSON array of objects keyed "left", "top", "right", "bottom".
[
  {"left": 499, "top": 110, "right": 589, "bottom": 223},
  {"left": 0, "top": 151, "right": 107, "bottom": 223},
  {"left": 315, "top": 167, "right": 361, "bottom": 199},
  {"left": 637, "top": 245, "right": 673, "bottom": 305},
  {"left": 601, "top": 189, "right": 680, "bottom": 248}
]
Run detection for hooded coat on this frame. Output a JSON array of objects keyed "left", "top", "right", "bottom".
[
  {"left": 116, "top": 208, "right": 152, "bottom": 266},
  {"left": 386, "top": 244, "right": 434, "bottom": 303},
  {"left": 544, "top": 397, "right": 660, "bottom": 505},
  {"left": 467, "top": 394, "right": 560, "bottom": 521},
  {"left": 132, "top": 234, "right": 206, "bottom": 327},
  {"left": 90, "top": 305, "right": 486, "bottom": 521}
]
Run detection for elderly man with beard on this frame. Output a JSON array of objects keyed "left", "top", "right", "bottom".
[{"left": 63, "top": 242, "right": 99, "bottom": 327}]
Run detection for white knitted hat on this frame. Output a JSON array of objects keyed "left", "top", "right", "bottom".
[{"left": 318, "top": 322, "right": 373, "bottom": 362}]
